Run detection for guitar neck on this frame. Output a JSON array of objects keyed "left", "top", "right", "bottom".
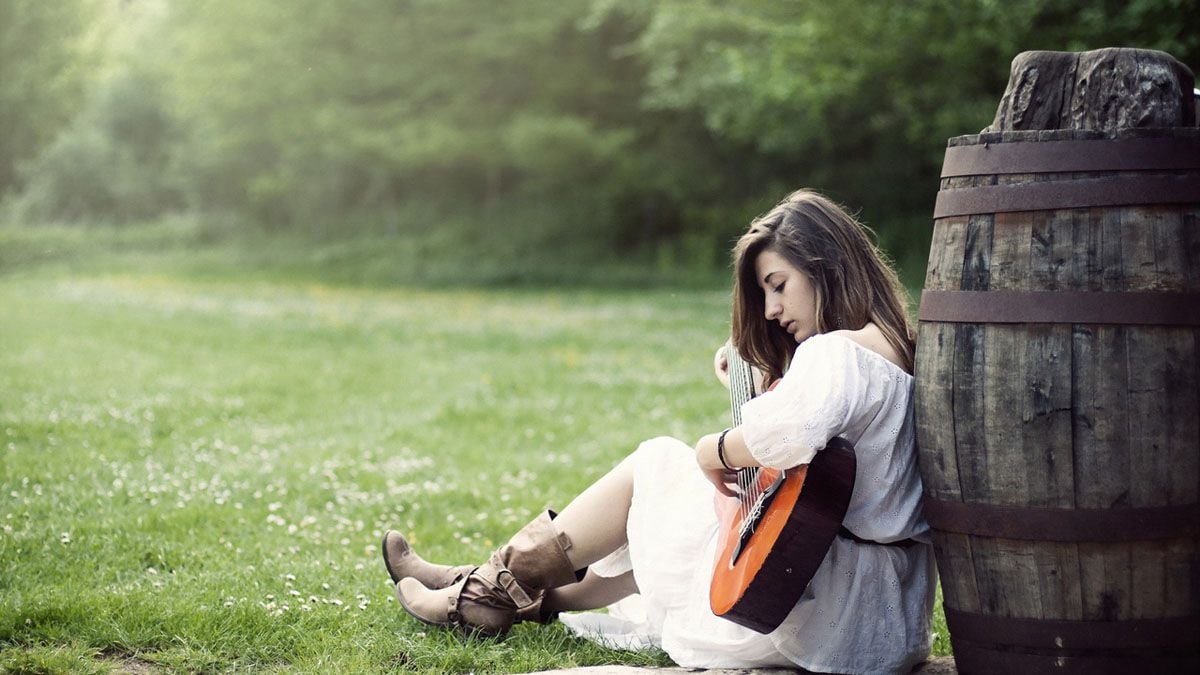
[{"left": 725, "top": 344, "right": 761, "bottom": 426}]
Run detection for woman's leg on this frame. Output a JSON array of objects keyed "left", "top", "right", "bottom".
[
  {"left": 552, "top": 453, "right": 636, "bottom": 569},
  {"left": 542, "top": 570, "right": 637, "bottom": 614},
  {"left": 395, "top": 452, "right": 639, "bottom": 628}
]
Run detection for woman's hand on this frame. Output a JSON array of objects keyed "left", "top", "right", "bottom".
[
  {"left": 714, "top": 343, "right": 731, "bottom": 390},
  {"left": 695, "top": 432, "right": 738, "bottom": 497}
]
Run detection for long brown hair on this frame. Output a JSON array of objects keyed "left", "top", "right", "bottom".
[{"left": 731, "top": 189, "right": 914, "bottom": 383}]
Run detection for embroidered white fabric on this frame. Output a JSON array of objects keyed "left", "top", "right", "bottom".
[{"left": 559, "top": 334, "right": 936, "bottom": 674}]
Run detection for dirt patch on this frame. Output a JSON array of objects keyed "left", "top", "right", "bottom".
[{"left": 96, "top": 653, "right": 161, "bottom": 674}]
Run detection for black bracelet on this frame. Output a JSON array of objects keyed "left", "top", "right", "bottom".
[{"left": 717, "top": 428, "right": 734, "bottom": 471}]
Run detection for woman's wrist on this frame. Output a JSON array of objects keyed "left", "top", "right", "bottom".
[
  {"left": 699, "top": 427, "right": 759, "bottom": 471},
  {"left": 695, "top": 432, "right": 724, "bottom": 470},
  {"left": 716, "top": 428, "right": 734, "bottom": 470}
]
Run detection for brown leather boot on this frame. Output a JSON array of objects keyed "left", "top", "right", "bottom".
[
  {"left": 381, "top": 530, "right": 472, "bottom": 588},
  {"left": 395, "top": 511, "right": 583, "bottom": 637}
]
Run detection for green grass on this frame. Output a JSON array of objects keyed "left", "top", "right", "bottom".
[
  {"left": 0, "top": 216, "right": 730, "bottom": 290},
  {"left": 0, "top": 224, "right": 948, "bottom": 673}
]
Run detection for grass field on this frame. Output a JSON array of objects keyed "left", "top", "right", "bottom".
[{"left": 0, "top": 225, "right": 947, "bottom": 673}]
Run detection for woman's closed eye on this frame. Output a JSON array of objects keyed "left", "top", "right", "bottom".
[{"left": 773, "top": 282, "right": 785, "bottom": 294}]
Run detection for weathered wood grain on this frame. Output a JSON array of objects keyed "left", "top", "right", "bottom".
[
  {"left": 987, "top": 48, "right": 1196, "bottom": 133},
  {"left": 951, "top": 323, "right": 988, "bottom": 503},
  {"left": 987, "top": 210, "right": 1032, "bottom": 290},
  {"left": 1073, "top": 324, "right": 1134, "bottom": 621},
  {"left": 931, "top": 531, "right": 981, "bottom": 614},
  {"left": 1021, "top": 324, "right": 1073, "bottom": 509},
  {"left": 1166, "top": 537, "right": 1198, "bottom": 616},
  {"left": 987, "top": 51, "right": 1080, "bottom": 132},
  {"left": 916, "top": 48, "right": 1198, "bottom": 669},
  {"left": 917, "top": 202, "right": 969, "bottom": 505},
  {"left": 914, "top": 322, "right": 959, "bottom": 501},
  {"left": 1035, "top": 541, "right": 1084, "bottom": 620},
  {"left": 972, "top": 537, "right": 1043, "bottom": 618},
  {"left": 922, "top": 216, "right": 968, "bottom": 291},
  {"left": 1070, "top": 49, "right": 1197, "bottom": 130},
  {"left": 982, "top": 325, "right": 1024, "bottom": 504}
]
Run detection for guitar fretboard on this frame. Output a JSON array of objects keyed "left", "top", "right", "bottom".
[
  {"left": 726, "top": 344, "right": 761, "bottom": 425},
  {"left": 723, "top": 344, "right": 778, "bottom": 559}
]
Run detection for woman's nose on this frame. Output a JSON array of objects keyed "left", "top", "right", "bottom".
[{"left": 764, "top": 302, "right": 780, "bottom": 320}]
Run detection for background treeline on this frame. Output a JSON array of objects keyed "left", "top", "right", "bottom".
[{"left": 2, "top": 0, "right": 1196, "bottom": 284}]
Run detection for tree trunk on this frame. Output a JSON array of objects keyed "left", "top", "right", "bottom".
[{"left": 985, "top": 48, "right": 1196, "bottom": 133}]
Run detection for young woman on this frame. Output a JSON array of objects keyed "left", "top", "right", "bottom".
[{"left": 382, "top": 189, "right": 935, "bottom": 674}]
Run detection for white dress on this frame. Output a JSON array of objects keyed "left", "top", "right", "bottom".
[{"left": 562, "top": 333, "right": 936, "bottom": 674}]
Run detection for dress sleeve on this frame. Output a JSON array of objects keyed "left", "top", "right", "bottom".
[{"left": 739, "top": 334, "right": 882, "bottom": 469}]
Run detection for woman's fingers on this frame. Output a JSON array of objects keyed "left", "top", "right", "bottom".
[
  {"left": 703, "top": 467, "right": 738, "bottom": 497},
  {"left": 713, "top": 344, "right": 731, "bottom": 388}
]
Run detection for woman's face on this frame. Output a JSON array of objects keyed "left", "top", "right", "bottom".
[{"left": 755, "top": 248, "right": 819, "bottom": 343}]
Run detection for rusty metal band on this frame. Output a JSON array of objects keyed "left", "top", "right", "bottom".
[
  {"left": 922, "top": 498, "right": 1200, "bottom": 541},
  {"left": 949, "top": 639, "right": 1199, "bottom": 675},
  {"left": 943, "top": 607, "right": 1200, "bottom": 651},
  {"left": 917, "top": 290, "right": 1200, "bottom": 326},
  {"left": 942, "top": 137, "right": 1200, "bottom": 177},
  {"left": 932, "top": 174, "right": 1200, "bottom": 218}
]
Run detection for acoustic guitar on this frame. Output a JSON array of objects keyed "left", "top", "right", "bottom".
[{"left": 709, "top": 344, "right": 857, "bottom": 633}]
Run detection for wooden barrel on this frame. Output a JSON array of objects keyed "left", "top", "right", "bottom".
[{"left": 914, "top": 50, "right": 1200, "bottom": 672}]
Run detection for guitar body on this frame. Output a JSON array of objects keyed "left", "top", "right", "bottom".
[
  {"left": 709, "top": 344, "right": 857, "bottom": 633},
  {"left": 709, "top": 438, "right": 856, "bottom": 633}
]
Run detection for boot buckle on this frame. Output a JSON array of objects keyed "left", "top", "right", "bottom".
[{"left": 494, "top": 568, "right": 533, "bottom": 608}]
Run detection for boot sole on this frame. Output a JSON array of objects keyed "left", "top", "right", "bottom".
[{"left": 381, "top": 531, "right": 402, "bottom": 584}]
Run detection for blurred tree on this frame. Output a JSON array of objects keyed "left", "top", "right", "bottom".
[
  {"left": 165, "top": 0, "right": 654, "bottom": 235},
  {"left": 12, "top": 69, "right": 183, "bottom": 223},
  {"left": 601, "top": 0, "right": 1199, "bottom": 262},
  {"left": 10, "top": 0, "right": 183, "bottom": 223},
  {"left": 0, "top": 0, "right": 97, "bottom": 197},
  {"left": 7, "top": 0, "right": 1196, "bottom": 276}
]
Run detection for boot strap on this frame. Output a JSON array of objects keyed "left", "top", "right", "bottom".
[
  {"left": 494, "top": 567, "right": 534, "bottom": 608},
  {"left": 447, "top": 593, "right": 462, "bottom": 625},
  {"left": 445, "top": 565, "right": 480, "bottom": 627}
]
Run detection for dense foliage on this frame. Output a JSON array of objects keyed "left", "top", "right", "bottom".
[
  {"left": 3, "top": 0, "right": 1196, "bottom": 276},
  {"left": 0, "top": 0, "right": 95, "bottom": 195}
]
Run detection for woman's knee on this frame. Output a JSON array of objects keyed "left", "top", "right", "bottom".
[{"left": 630, "top": 436, "right": 691, "bottom": 462}]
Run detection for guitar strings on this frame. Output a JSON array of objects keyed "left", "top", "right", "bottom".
[
  {"left": 727, "top": 347, "right": 762, "bottom": 525},
  {"left": 728, "top": 348, "right": 746, "bottom": 521}
]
